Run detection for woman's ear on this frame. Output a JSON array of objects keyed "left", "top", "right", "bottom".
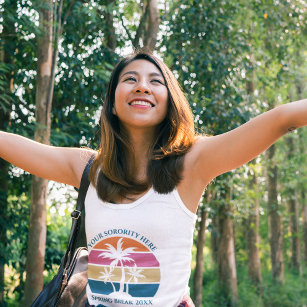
[{"left": 112, "top": 106, "right": 116, "bottom": 115}]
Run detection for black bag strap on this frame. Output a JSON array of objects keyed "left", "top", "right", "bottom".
[{"left": 63, "top": 154, "right": 95, "bottom": 267}]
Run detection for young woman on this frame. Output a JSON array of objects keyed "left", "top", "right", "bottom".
[{"left": 0, "top": 52, "right": 306, "bottom": 307}]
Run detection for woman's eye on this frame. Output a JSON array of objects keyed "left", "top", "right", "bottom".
[
  {"left": 124, "top": 77, "right": 136, "bottom": 82},
  {"left": 151, "top": 79, "right": 163, "bottom": 84}
]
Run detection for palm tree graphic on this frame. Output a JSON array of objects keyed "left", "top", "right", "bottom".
[
  {"left": 99, "top": 238, "right": 137, "bottom": 293},
  {"left": 99, "top": 267, "right": 116, "bottom": 293},
  {"left": 126, "top": 264, "right": 145, "bottom": 294}
]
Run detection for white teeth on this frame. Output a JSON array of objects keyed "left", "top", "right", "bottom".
[{"left": 130, "top": 100, "right": 152, "bottom": 107}]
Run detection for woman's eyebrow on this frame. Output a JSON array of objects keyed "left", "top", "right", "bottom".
[{"left": 120, "top": 71, "right": 163, "bottom": 78}]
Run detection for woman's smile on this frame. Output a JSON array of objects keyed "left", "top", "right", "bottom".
[{"left": 129, "top": 99, "right": 154, "bottom": 108}]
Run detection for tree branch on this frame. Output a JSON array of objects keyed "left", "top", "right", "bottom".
[
  {"left": 60, "top": 0, "right": 76, "bottom": 36},
  {"left": 133, "top": 1, "right": 148, "bottom": 49},
  {"left": 143, "top": 0, "right": 160, "bottom": 52},
  {"left": 120, "top": 14, "right": 134, "bottom": 44}
]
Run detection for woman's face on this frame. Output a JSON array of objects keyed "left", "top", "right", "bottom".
[{"left": 114, "top": 59, "right": 169, "bottom": 131}]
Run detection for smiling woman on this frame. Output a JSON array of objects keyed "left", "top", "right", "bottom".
[
  {"left": 0, "top": 50, "right": 307, "bottom": 307},
  {"left": 90, "top": 53, "right": 196, "bottom": 207}
]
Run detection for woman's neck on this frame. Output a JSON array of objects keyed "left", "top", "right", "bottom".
[
  {"left": 126, "top": 127, "right": 155, "bottom": 155},
  {"left": 124, "top": 127, "right": 156, "bottom": 181}
]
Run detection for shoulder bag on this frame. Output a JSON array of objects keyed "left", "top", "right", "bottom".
[{"left": 31, "top": 155, "right": 95, "bottom": 307}]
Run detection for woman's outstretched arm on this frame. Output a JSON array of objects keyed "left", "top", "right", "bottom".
[
  {"left": 0, "top": 131, "right": 95, "bottom": 188},
  {"left": 192, "top": 99, "right": 307, "bottom": 186}
]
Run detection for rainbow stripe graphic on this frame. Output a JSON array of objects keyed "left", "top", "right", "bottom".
[{"left": 88, "top": 236, "right": 160, "bottom": 298}]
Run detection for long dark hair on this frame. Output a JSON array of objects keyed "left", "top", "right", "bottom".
[{"left": 89, "top": 52, "right": 196, "bottom": 202}]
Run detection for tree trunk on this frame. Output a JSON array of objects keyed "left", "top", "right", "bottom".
[
  {"left": 296, "top": 68, "right": 307, "bottom": 265},
  {"left": 104, "top": 0, "right": 116, "bottom": 51},
  {"left": 193, "top": 191, "right": 210, "bottom": 306},
  {"left": 245, "top": 172, "right": 262, "bottom": 293},
  {"left": 286, "top": 136, "right": 301, "bottom": 274},
  {"left": 298, "top": 130, "right": 307, "bottom": 264},
  {"left": 0, "top": 158, "right": 9, "bottom": 306},
  {"left": 302, "top": 189, "right": 307, "bottom": 264},
  {"left": 217, "top": 186, "right": 238, "bottom": 306},
  {"left": 0, "top": 0, "right": 16, "bottom": 302},
  {"left": 288, "top": 190, "right": 301, "bottom": 273},
  {"left": 143, "top": 0, "right": 160, "bottom": 52},
  {"left": 208, "top": 188, "right": 218, "bottom": 266},
  {"left": 244, "top": 66, "right": 262, "bottom": 292},
  {"left": 23, "top": 1, "right": 54, "bottom": 305},
  {"left": 267, "top": 144, "right": 284, "bottom": 284},
  {"left": 210, "top": 213, "right": 218, "bottom": 266}
]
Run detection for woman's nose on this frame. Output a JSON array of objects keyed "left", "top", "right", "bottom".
[{"left": 134, "top": 81, "right": 151, "bottom": 94}]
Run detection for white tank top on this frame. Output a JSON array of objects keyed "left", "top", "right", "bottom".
[{"left": 85, "top": 184, "right": 197, "bottom": 307}]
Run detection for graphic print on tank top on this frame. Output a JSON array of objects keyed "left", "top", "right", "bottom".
[{"left": 88, "top": 229, "right": 160, "bottom": 305}]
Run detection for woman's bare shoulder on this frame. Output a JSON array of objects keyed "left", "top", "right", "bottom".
[
  {"left": 177, "top": 136, "right": 213, "bottom": 213},
  {"left": 71, "top": 148, "right": 98, "bottom": 188},
  {"left": 184, "top": 135, "right": 213, "bottom": 168}
]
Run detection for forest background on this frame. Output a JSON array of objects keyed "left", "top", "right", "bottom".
[{"left": 0, "top": 0, "right": 307, "bottom": 306}]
